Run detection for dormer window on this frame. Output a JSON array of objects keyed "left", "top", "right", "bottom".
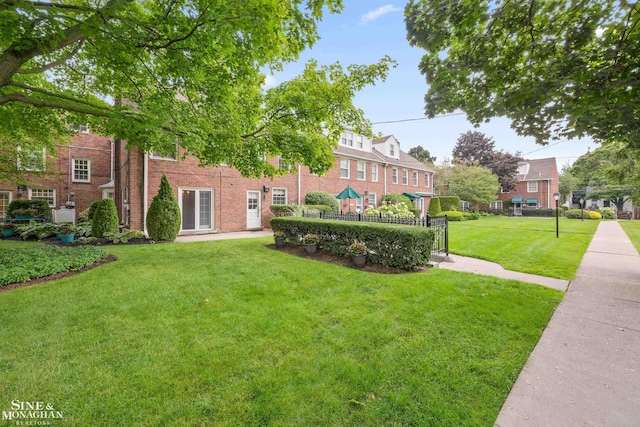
[{"left": 390, "top": 144, "right": 395, "bottom": 156}]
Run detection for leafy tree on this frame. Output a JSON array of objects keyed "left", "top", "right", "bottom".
[
  {"left": 146, "top": 174, "right": 181, "bottom": 241},
  {"left": 452, "top": 131, "right": 519, "bottom": 192},
  {"left": 607, "top": 144, "right": 640, "bottom": 204},
  {"left": 405, "top": 1, "right": 640, "bottom": 150},
  {"left": 444, "top": 164, "right": 500, "bottom": 207},
  {"left": 587, "top": 186, "right": 633, "bottom": 212},
  {"left": 408, "top": 145, "right": 437, "bottom": 164},
  {"left": 558, "top": 164, "right": 581, "bottom": 204},
  {"left": 0, "top": 0, "right": 394, "bottom": 181},
  {"left": 569, "top": 145, "right": 619, "bottom": 187}
]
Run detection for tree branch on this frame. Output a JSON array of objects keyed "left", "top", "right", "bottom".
[
  {"left": 8, "top": 81, "right": 112, "bottom": 112},
  {"left": 0, "top": 92, "right": 112, "bottom": 117},
  {"left": 2, "top": 0, "right": 95, "bottom": 12},
  {"left": 17, "top": 41, "right": 84, "bottom": 74}
]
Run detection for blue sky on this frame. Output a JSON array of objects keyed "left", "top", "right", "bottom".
[{"left": 269, "top": 2, "right": 594, "bottom": 169}]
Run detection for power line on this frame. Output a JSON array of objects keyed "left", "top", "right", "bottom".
[
  {"left": 372, "top": 112, "right": 465, "bottom": 125},
  {"left": 522, "top": 139, "right": 568, "bottom": 156}
]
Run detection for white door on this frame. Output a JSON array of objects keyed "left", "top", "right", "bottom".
[
  {"left": 0, "top": 191, "right": 11, "bottom": 220},
  {"left": 181, "top": 189, "right": 213, "bottom": 231},
  {"left": 418, "top": 198, "right": 425, "bottom": 218},
  {"left": 247, "top": 191, "right": 261, "bottom": 229}
]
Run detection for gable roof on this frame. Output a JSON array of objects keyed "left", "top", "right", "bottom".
[{"left": 518, "top": 158, "right": 557, "bottom": 181}]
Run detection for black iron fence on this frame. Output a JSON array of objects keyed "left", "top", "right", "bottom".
[{"left": 301, "top": 211, "right": 449, "bottom": 257}]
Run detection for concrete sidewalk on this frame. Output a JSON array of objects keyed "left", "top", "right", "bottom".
[{"left": 495, "top": 221, "right": 640, "bottom": 427}]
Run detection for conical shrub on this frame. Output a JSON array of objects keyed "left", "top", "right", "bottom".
[
  {"left": 91, "top": 198, "right": 119, "bottom": 238},
  {"left": 146, "top": 174, "right": 181, "bottom": 241}
]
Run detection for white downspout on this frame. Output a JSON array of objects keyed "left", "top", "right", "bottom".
[
  {"left": 143, "top": 152, "right": 148, "bottom": 235},
  {"left": 547, "top": 179, "right": 551, "bottom": 208},
  {"left": 109, "top": 138, "right": 114, "bottom": 182},
  {"left": 383, "top": 163, "right": 388, "bottom": 195},
  {"left": 297, "top": 163, "right": 301, "bottom": 204}
]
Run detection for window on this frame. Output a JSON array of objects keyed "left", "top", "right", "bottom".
[
  {"left": 0, "top": 192, "right": 10, "bottom": 219},
  {"left": 527, "top": 181, "right": 538, "bottom": 192},
  {"left": 79, "top": 123, "right": 89, "bottom": 134},
  {"left": 500, "top": 187, "right": 510, "bottom": 193},
  {"left": 371, "top": 164, "right": 378, "bottom": 182},
  {"left": 29, "top": 188, "right": 55, "bottom": 207},
  {"left": 424, "top": 173, "right": 430, "bottom": 188},
  {"left": 357, "top": 135, "right": 363, "bottom": 149},
  {"left": 17, "top": 147, "right": 46, "bottom": 171},
  {"left": 490, "top": 201, "right": 503, "bottom": 211},
  {"left": 73, "top": 159, "right": 90, "bottom": 182},
  {"left": 356, "top": 161, "right": 366, "bottom": 180},
  {"left": 151, "top": 143, "right": 178, "bottom": 160},
  {"left": 278, "top": 157, "right": 291, "bottom": 170},
  {"left": 390, "top": 144, "right": 395, "bottom": 156},
  {"left": 392, "top": 167, "right": 398, "bottom": 184},
  {"left": 272, "top": 188, "right": 287, "bottom": 205},
  {"left": 341, "top": 136, "right": 347, "bottom": 145},
  {"left": 460, "top": 200, "right": 469, "bottom": 211},
  {"left": 356, "top": 198, "right": 363, "bottom": 213},
  {"left": 402, "top": 169, "right": 408, "bottom": 185},
  {"left": 368, "top": 193, "right": 377, "bottom": 208},
  {"left": 346, "top": 132, "right": 353, "bottom": 146},
  {"left": 340, "top": 158, "right": 350, "bottom": 178},
  {"left": 413, "top": 171, "right": 418, "bottom": 186},
  {"left": 527, "top": 199, "right": 538, "bottom": 207}
]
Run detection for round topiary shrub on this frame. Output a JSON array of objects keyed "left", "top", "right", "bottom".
[
  {"left": 146, "top": 174, "right": 181, "bottom": 241},
  {"left": 587, "top": 210, "right": 602, "bottom": 219},
  {"left": 304, "top": 191, "right": 339, "bottom": 212},
  {"left": 91, "top": 199, "right": 119, "bottom": 237}
]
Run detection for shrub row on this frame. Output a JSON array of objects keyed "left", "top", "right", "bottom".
[
  {"left": 304, "top": 191, "right": 339, "bottom": 212},
  {"left": 271, "top": 217, "right": 435, "bottom": 271},
  {"left": 435, "top": 211, "right": 479, "bottom": 221},
  {"left": 269, "top": 204, "right": 333, "bottom": 217},
  {"left": 7, "top": 199, "right": 51, "bottom": 219},
  {"left": 565, "top": 209, "right": 602, "bottom": 219}
]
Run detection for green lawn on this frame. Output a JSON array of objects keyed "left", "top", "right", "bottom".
[
  {"left": 619, "top": 220, "right": 640, "bottom": 253},
  {"left": 0, "top": 239, "right": 562, "bottom": 426},
  {"left": 448, "top": 216, "right": 599, "bottom": 280}
]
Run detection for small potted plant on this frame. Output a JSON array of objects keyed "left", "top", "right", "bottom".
[
  {"left": 58, "top": 225, "right": 76, "bottom": 244},
  {"left": 1, "top": 223, "right": 15, "bottom": 238},
  {"left": 347, "top": 242, "right": 368, "bottom": 268},
  {"left": 274, "top": 231, "right": 286, "bottom": 248},
  {"left": 303, "top": 233, "right": 319, "bottom": 254}
]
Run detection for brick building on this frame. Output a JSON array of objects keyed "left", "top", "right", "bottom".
[
  {"left": 1, "top": 129, "right": 435, "bottom": 233},
  {"left": 490, "top": 157, "right": 559, "bottom": 214}
]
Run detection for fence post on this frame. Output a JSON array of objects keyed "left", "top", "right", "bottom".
[{"left": 444, "top": 215, "right": 449, "bottom": 256}]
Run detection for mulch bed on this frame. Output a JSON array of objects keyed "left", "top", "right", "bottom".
[{"left": 267, "top": 243, "right": 427, "bottom": 274}]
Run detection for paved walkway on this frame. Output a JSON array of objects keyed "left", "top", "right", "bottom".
[{"left": 495, "top": 221, "right": 640, "bottom": 426}]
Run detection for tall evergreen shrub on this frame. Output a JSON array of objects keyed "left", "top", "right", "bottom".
[
  {"left": 428, "top": 197, "right": 441, "bottom": 216},
  {"left": 146, "top": 174, "right": 181, "bottom": 241},
  {"left": 91, "top": 199, "right": 119, "bottom": 238},
  {"left": 87, "top": 200, "right": 101, "bottom": 220}
]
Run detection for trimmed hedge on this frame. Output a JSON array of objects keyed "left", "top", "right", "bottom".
[
  {"left": 428, "top": 197, "right": 441, "bottom": 216},
  {"left": 437, "top": 196, "right": 461, "bottom": 212},
  {"left": 91, "top": 199, "right": 119, "bottom": 238},
  {"left": 566, "top": 209, "right": 601, "bottom": 219},
  {"left": 304, "top": 191, "right": 339, "bottom": 212},
  {"left": 7, "top": 199, "right": 51, "bottom": 219},
  {"left": 436, "top": 211, "right": 465, "bottom": 221},
  {"left": 520, "top": 209, "right": 553, "bottom": 217},
  {"left": 271, "top": 217, "right": 435, "bottom": 271}
]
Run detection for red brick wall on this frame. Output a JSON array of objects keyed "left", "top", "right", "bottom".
[
  {"left": 0, "top": 133, "right": 112, "bottom": 219},
  {"left": 495, "top": 179, "right": 560, "bottom": 209}
]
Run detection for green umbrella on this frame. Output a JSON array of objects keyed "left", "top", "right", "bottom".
[{"left": 336, "top": 185, "right": 362, "bottom": 199}]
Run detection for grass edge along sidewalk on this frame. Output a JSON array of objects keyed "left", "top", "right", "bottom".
[
  {"left": 447, "top": 216, "right": 599, "bottom": 280},
  {"left": 0, "top": 238, "right": 562, "bottom": 426}
]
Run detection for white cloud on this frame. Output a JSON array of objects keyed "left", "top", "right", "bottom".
[
  {"left": 263, "top": 75, "right": 277, "bottom": 88},
  {"left": 359, "top": 5, "right": 402, "bottom": 26}
]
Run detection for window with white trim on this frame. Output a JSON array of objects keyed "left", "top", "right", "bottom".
[
  {"left": 355, "top": 198, "right": 363, "bottom": 213},
  {"left": 17, "top": 147, "right": 46, "bottom": 171},
  {"left": 390, "top": 144, "right": 395, "bottom": 156},
  {"left": 392, "top": 167, "right": 398, "bottom": 184},
  {"left": 151, "top": 143, "right": 178, "bottom": 160},
  {"left": 402, "top": 169, "right": 408, "bottom": 185},
  {"left": 180, "top": 188, "right": 213, "bottom": 231},
  {"left": 356, "top": 135, "right": 363, "bottom": 149},
  {"left": 527, "top": 181, "right": 538, "bottom": 192},
  {"left": 346, "top": 132, "right": 353, "bottom": 147},
  {"left": 424, "top": 173, "right": 430, "bottom": 188},
  {"left": 0, "top": 192, "right": 10, "bottom": 219},
  {"left": 368, "top": 193, "right": 377, "bottom": 208},
  {"left": 272, "top": 188, "right": 287, "bottom": 205},
  {"left": 29, "top": 188, "right": 55, "bottom": 207},
  {"left": 73, "top": 159, "right": 90, "bottom": 182},
  {"left": 340, "top": 158, "right": 350, "bottom": 178},
  {"left": 413, "top": 171, "right": 418, "bottom": 186},
  {"left": 371, "top": 164, "right": 378, "bottom": 182},
  {"left": 490, "top": 200, "right": 503, "bottom": 210},
  {"left": 356, "top": 161, "right": 366, "bottom": 180}
]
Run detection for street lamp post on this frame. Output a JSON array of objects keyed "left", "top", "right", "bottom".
[
  {"left": 554, "top": 193, "right": 560, "bottom": 238},
  {"left": 580, "top": 198, "right": 584, "bottom": 221}
]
